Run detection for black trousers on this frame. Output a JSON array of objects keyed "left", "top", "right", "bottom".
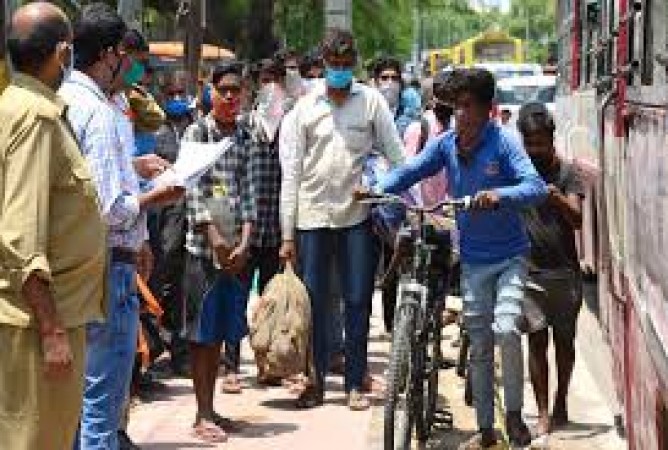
[{"left": 147, "top": 200, "right": 188, "bottom": 363}]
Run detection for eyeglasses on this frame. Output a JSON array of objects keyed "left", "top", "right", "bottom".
[
  {"left": 214, "top": 84, "right": 241, "bottom": 94},
  {"left": 379, "top": 74, "right": 401, "bottom": 82}
]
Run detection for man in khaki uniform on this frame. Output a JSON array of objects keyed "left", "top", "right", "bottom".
[{"left": 0, "top": 3, "right": 107, "bottom": 449}]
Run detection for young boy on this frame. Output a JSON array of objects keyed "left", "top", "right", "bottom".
[{"left": 517, "top": 102, "right": 585, "bottom": 436}]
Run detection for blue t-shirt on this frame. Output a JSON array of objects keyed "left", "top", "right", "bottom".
[{"left": 378, "top": 121, "right": 547, "bottom": 264}]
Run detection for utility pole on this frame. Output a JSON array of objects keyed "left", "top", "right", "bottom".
[
  {"left": 324, "top": 0, "right": 352, "bottom": 31},
  {"left": 117, "top": 0, "right": 143, "bottom": 31}
]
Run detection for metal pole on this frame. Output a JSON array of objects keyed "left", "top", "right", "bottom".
[
  {"left": 117, "top": 0, "right": 143, "bottom": 31},
  {"left": 324, "top": 0, "right": 352, "bottom": 31}
]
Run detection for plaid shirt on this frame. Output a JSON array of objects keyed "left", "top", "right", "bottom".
[
  {"left": 183, "top": 115, "right": 258, "bottom": 258},
  {"left": 247, "top": 113, "right": 282, "bottom": 248}
]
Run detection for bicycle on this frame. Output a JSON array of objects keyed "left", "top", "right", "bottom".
[{"left": 356, "top": 191, "right": 471, "bottom": 450}]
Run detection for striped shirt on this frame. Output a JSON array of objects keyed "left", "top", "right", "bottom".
[{"left": 59, "top": 71, "right": 146, "bottom": 250}]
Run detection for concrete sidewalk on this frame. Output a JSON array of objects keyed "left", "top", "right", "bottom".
[{"left": 128, "top": 291, "right": 626, "bottom": 449}]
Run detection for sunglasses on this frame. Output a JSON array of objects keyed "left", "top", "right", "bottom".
[
  {"left": 214, "top": 84, "right": 242, "bottom": 94},
  {"left": 379, "top": 74, "right": 401, "bottom": 82}
]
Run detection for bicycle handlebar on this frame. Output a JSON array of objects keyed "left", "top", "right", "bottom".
[{"left": 354, "top": 191, "right": 472, "bottom": 214}]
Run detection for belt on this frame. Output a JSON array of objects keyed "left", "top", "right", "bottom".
[{"left": 111, "top": 247, "right": 137, "bottom": 265}]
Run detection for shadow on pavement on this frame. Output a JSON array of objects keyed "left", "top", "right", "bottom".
[{"left": 236, "top": 421, "right": 299, "bottom": 438}]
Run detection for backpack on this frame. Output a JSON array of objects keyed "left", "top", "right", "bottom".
[{"left": 249, "top": 263, "right": 313, "bottom": 379}]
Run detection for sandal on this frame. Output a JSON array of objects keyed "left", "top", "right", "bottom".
[
  {"left": 506, "top": 417, "right": 532, "bottom": 446},
  {"left": 221, "top": 373, "right": 243, "bottom": 394},
  {"left": 457, "top": 431, "right": 500, "bottom": 450},
  {"left": 347, "top": 389, "right": 370, "bottom": 411},
  {"left": 192, "top": 418, "right": 227, "bottom": 444},
  {"left": 295, "top": 385, "right": 324, "bottom": 409}
]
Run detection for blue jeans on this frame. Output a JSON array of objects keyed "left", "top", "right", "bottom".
[
  {"left": 75, "top": 262, "right": 139, "bottom": 450},
  {"left": 461, "top": 255, "right": 526, "bottom": 430},
  {"left": 297, "top": 221, "right": 377, "bottom": 392}
]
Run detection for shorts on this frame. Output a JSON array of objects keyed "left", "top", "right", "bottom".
[
  {"left": 183, "top": 253, "right": 248, "bottom": 345},
  {"left": 523, "top": 270, "right": 583, "bottom": 340}
]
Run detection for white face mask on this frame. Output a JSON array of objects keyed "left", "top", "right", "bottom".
[
  {"left": 285, "top": 69, "right": 303, "bottom": 97},
  {"left": 379, "top": 80, "right": 401, "bottom": 111}
]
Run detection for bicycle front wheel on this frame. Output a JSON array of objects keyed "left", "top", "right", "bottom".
[{"left": 384, "top": 304, "right": 417, "bottom": 450}]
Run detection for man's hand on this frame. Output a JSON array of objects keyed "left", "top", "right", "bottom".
[
  {"left": 140, "top": 185, "right": 185, "bottom": 208},
  {"left": 279, "top": 240, "right": 297, "bottom": 266},
  {"left": 41, "top": 329, "right": 73, "bottom": 380},
  {"left": 223, "top": 244, "right": 249, "bottom": 275},
  {"left": 133, "top": 154, "right": 171, "bottom": 180},
  {"left": 137, "top": 242, "right": 154, "bottom": 281},
  {"left": 472, "top": 190, "right": 501, "bottom": 210},
  {"left": 352, "top": 186, "right": 372, "bottom": 201},
  {"left": 546, "top": 183, "right": 562, "bottom": 204}
]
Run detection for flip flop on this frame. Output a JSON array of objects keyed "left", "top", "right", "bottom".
[
  {"left": 221, "top": 374, "right": 243, "bottom": 394},
  {"left": 192, "top": 419, "right": 227, "bottom": 444}
]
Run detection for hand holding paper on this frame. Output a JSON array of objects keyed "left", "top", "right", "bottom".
[{"left": 153, "top": 138, "right": 234, "bottom": 188}]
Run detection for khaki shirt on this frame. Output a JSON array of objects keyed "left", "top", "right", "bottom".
[
  {"left": 0, "top": 74, "right": 107, "bottom": 328},
  {"left": 281, "top": 81, "right": 405, "bottom": 239}
]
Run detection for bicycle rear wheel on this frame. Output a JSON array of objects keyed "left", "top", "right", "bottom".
[{"left": 384, "top": 304, "right": 417, "bottom": 450}]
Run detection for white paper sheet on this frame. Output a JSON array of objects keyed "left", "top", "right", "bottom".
[{"left": 153, "top": 138, "right": 233, "bottom": 188}]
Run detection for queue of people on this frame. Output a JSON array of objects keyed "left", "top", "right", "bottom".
[{"left": 0, "top": 2, "right": 584, "bottom": 450}]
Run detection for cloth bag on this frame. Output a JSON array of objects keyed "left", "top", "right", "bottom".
[{"left": 249, "top": 263, "right": 313, "bottom": 379}]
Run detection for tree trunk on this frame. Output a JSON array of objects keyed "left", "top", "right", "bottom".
[
  {"left": 245, "top": 0, "right": 276, "bottom": 60},
  {"left": 184, "top": 0, "right": 203, "bottom": 95}
]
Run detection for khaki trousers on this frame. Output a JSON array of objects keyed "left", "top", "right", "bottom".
[{"left": 0, "top": 325, "right": 86, "bottom": 450}]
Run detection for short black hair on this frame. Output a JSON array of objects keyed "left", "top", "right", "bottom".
[
  {"left": 122, "top": 28, "right": 149, "bottom": 53},
  {"left": 211, "top": 60, "right": 243, "bottom": 85},
  {"left": 299, "top": 48, "right": 323, "bottom": 77},
  {"left": 437, "top": 68, "right": 496, "bottom": 106},
  {"left": 517, "top": 102, "right": 555, "bottom": 136},
  {"left": 373, "top": 56, "right": 402, "bottom": 80},
  {"left": 8, "top": 12, "right": 70, "bottom": 73},
  {"left": 73, "top": 2, "right": 127, "bottom": 71},
  {"left": 321, "top": 28, "right": 357, "bottom": 62}
]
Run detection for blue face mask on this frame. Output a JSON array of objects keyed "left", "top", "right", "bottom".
[{"left": 325, "top": 67, "right": 353, "bottom": 89}]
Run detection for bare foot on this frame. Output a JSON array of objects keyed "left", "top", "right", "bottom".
[{"left": 535, "top": 412, "right": 551, "bottom": 436}]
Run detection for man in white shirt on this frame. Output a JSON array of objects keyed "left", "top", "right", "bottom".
[{"left": 279, "top": 28, "right": 404, "bottom": 410}]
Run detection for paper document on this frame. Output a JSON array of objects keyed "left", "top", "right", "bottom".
[{"left": 153, "top": 138, "right": 233, "bottom": 188}]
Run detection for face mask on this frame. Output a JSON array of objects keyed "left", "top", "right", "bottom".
[
  {"left": 379, "top": 81, "right": 401, "bottom": 110},
  {"left": 325, "top": 67, "right": 353, "bottom": 90},
  {"left": 123, "top": 60, "right": 145, "bottom": 87},
  {"left": 285, "top": 69, "right": 303, "bottom": 97},
  {"left": 213, "top": 98, "right": 240, "bottom": 121}
]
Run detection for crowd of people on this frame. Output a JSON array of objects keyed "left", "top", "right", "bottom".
[{"left": 0, "top": 2, "right": 586, "bottom": 450}]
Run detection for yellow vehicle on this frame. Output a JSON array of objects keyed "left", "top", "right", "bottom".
[
  {"left": 427, "top": 30, "right": 524, "bottom": 75},
  {"left": 457, "top": 30, "right": 523, "bottom": 66}
]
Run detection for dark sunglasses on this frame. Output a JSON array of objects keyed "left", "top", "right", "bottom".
[
  {"left": 379, "top": 74, "right": 401, "bottom": 82},
  {"left": 214, "top": 84, "right": 242, "bottom": 94}
]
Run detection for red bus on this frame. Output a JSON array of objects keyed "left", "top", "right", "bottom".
[{"left": 555, "top": 1, "right": 668, "bottom": 448}]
